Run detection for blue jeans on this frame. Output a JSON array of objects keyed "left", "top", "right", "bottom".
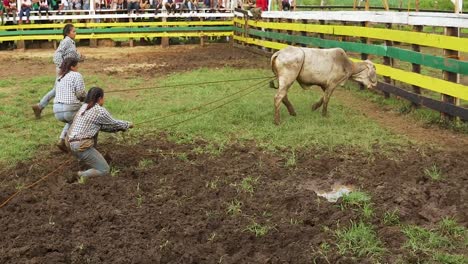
[
  {"left": 39, "top": 67, "right": 60, "bottom": 109},
  {"left": 70, "top": 142, "right": 110, "bottom": 177},
  {"left": 53, "top": 103, "right": 81, "bottom": 139}
]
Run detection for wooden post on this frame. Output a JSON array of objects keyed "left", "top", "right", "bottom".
[
  {"left": 200, "top": 17, "right": 205, "bottom": 47},
  {"left": 441, "top": 27, "right": 460, "bottom": 121},
  {"left": 382, "top": 23, "right": 393, "bottom": 99},
  {"left": 318, "top": 20, "right": 325, "bottom": 48},
  {"left": 161, "top": 17, "right": 169, "bottom": 48},
  {"left": 359, "top": 21, "right": 369, "bottom": 90},
  {"left": 301, "top": 19, "right": 307, "bottom": 47},
  {"left": 287, "top": 19, "right": 294, "bottom": 46},
  {"left": 410, "top": 25, "right": 423, "bottom": 106}
]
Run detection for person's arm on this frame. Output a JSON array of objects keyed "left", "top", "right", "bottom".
[
  {"left": 98, "top": 107, "right": 131, "bottom": 132},
  {"left": 74, "top": 73, "right": 87, "bottom": 101}
]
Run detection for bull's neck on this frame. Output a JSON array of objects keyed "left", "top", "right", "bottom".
[{"left": 351, "top": 62, "right": 367, "bottom": 75}]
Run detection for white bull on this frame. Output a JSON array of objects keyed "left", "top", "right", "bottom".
[{"left": 271, "top": 46, "right": 377, "bottom": 125}]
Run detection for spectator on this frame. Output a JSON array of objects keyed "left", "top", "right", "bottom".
[
  {"left": 281, "top": 0, "right": 289, "bottom": 11},
  {"left": 139, "top": 0, "right": 149, "bottom": 9},
  {"left": 0, "top": 0, "right": 4, "bottom": 25},
  {"left": 32, "top": 24, "right": 83, "bottom": 119},
  {"left": 164, "top": 0, "right": 174, "bottom": 14},
  {"left": 186, "top": 0, "right": 197, "bottom": 12},
  {"left": 241, "top": 0, "right": 254, "bottom": 10},
  {"left": 82, "top": 0, "right": 89, "bottom": 9},
  {"left": 18, "top": 0, "right": 32, "bottom": 24},
  {"left": 53, "top": 57, "right": 87, "bottom": 152},
  {"left": 152, "top": 0, "right": 162, "bottom": 14},
  {"left": 4, "top": 0, "right": 17, "bottom": 22},
  {"left": 173, "top": 0, "right": 183, "bottom": 13},
  {"left": 255, "top": 0, "right": 266, "bottom": 11},
  {"left": 127, "top": 0, "right": 138, "bottom": 14},
  {"left": 38, "top": 0, "right": 49, "bottom": 17},
  {"left": 67, "top": 87, "right": 133, "bottom": 179}
]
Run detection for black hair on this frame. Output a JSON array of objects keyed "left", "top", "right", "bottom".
[
  {"left": 58, "top": 57, "right": 79, "bottom": 82},
  {"left": 63, "top": 24, "right": 75, "bottom": 38},
  {"left": 82, "top": 87, "right": 104, "bottom": 115}
]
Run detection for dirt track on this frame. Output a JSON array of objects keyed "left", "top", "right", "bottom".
[{"left": 0, "top": 44, "right": 467, "bottom": 263}]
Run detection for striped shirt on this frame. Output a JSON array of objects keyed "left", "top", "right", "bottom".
[
  {"left": 68, "top": 104, "right": 130, "bottom": 141},
  {"left": 54, "top": 71, "right": 86, "bottom": 104},
  {"left": 53, "top": 36, "right": 81, "bottom": 68}
]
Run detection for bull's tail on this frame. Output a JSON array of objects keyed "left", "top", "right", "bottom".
[{"left": 269, "top": 52, "right": 279, "bottom": 89}]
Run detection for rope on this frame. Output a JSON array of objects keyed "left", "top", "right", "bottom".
[
  {"left": 1, "top": 76, "right": 275, "bottom": 131},
  {"left": 0, "top": 158, "right": 73, "bottom": 209},
  {"left": 135, "top": 77, "right": 272, "bottom": 126}
]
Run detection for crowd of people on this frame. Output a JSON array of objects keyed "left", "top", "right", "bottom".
[
  {"left": 0, "top": 0, "right": 232, "bottom": 24},
  {"left": 0, "top": 0, "right": 293, "bottom": 24},
  {"left": 31, "top": 23, "right": 133, "bottom": 180}
]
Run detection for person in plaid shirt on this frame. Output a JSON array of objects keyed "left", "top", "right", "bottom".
[
  {"left": 53, "top": 57, "right": 86, "bottom": 152},
  {"left": 32, "top": 24, "right": 84, "bottom": 119},
  {"left": 67, "top": 87, "right": 133, "bottom": 179}
]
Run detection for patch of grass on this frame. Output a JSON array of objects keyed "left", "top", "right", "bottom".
[
  {"left": 335, "top": 221, "right": 385, "bottom": 258},
  {"left": 226, "top": 199, "right": 242, "bottom": 216},
  {"left": 362, "top": 203, "right": 374, "bottom": 220},
  {"left": 239, "top": 176, "right": 258, "bottom": 194},
  {"left": 402, "top": 225, "right": 452, "bottom": 254},
  {"left": 245, "top": 221, "right": 270, "bottom": 237},
  {"left": 383, "top": 209, "right": 400, "bottom": 225},
  {"left": 340, "top": 191, "right": 371, "bottom": 209},
  {"left": 285, "top": 149, "right": 297, "bottom": 167},
  {"left": 424, "top": 164, "right": 443, "bottom": 181},
  {"left": 110, "top": 167, "right": 120, "bottom": 177},
  {"left": 136, "top": 183, "right": 143, "bottom": 208},
  {"left": 205, "top": 177, "right": 219, "bottom": 190},
  {"left": 433, "top": 253, "right": 468, "bottom": 264},
  {"left": 176, "top": 152, "right": 189, "bottom": 162},
  {"left": 137, "top": 159, "right": 154, "bottom": 169},
  {"left": 438, "top": 217, "right": 467, "bottom": 240},
  {"left": 312, "top": 242, "right": 332, "bottom": 264}
]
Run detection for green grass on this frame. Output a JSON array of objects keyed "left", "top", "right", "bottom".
[
  {"left": 298, "top": 0, "right": 466, "bottom": 11},
  {"left": 245, "top": 221, "right": 270, "bottom": 237},
  {"left": 341, "top": 191, "right": 371, "bottom": 209},
  {"left": 0, "top": 67, "right": 411, "bottom": 166},
  {"left": 335, "top": 221, "right": 385, "bottom": 258},
  {"left": 424, "top": 164, "right": 443, "bottom": 181}
]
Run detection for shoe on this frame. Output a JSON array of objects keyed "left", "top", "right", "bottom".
[
  {"left": 56, "top": 139, "right": 68, "bottom": 153},
  {"left": 31, "top": 104, "right": 42, "bottom": 119}
]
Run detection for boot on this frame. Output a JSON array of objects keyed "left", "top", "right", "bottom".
[
  {"left": 31, "top": 104, "right": 42, "bottom": 119},
  {"left": 56, "top": 139, "right": 68, "bottom": 153}
]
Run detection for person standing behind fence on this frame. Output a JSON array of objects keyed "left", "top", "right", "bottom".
[
  {"left": 67, "top": 87, "right": 133, "bottom": 179},
  {"left": 32, "top": 24, "right": 84, "bottom": 119},
  {"left": 53, "top": 57, "right": 87, "bottom": 152}
]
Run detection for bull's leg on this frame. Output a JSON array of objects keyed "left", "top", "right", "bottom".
[
  {"left": 274, "top": 76, "right": 296, "bottom": 125},
  {"left": 311, "top": 86, "right": 326, "bottom": 111},
  {"left": 311, "top": 97, "right": 324, "bottom": 111},
  {"left": 321, "top": 85, "right": 337, "bottom": 117},
  {"left": 282, "top": 95, "right": 296, "bottom": 116},
  {"left": 274, "top": 88, "right": 288, "bottom": 125}
]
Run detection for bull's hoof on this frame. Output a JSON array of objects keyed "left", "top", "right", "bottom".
[
  {"left": 289, "top": 111, "right": 297, "bottom": 116},
  {"left": 311, "top": 104, "right": 321, "bottom": 111},
  {"left": 274, "top": 119, "right": 281, "bottom": 126}
]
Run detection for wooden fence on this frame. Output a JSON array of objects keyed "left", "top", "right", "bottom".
[{"left": 233, "top": 11, "right": 468, "bottom": 120}]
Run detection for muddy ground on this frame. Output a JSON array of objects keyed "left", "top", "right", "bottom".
[{"left": 0, "top": 44, "right": 467, "bottom": 263}]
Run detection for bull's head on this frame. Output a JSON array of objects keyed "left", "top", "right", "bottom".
[{"left": 352, "top": 60, "right": 378, "bottom": 89}]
